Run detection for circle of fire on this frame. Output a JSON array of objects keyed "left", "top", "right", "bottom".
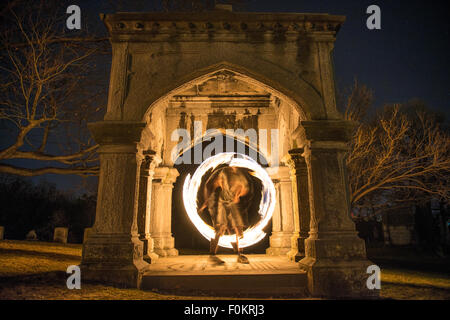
[{"left": 183, "top": 152, "right": 276, "bottom": 248}]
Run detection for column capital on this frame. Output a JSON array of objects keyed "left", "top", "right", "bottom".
[
  {"left": 266, "top": 166, "right": 290, "bottom": 181},
  {"left": 293, "top": 120, "right": 357, "bottom": 150},
  {"left": 153, "top": 167, "right": 179, "bottom": 184},
  {"left": 284, "top": 148, "right": 307, "bottom": 171},
  {"left": 140, "top": 150, "right": 161, "bottom": 176},
  {"left": 88, "top": 121, "right": 146, "bottom": 147}
]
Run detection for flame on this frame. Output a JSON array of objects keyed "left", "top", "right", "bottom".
[{"left": 182, "top": 152, "right": 276, "bottom": 248}]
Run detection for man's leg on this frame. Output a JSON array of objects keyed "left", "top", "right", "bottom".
[
  {"left": 210, "top": 225, "right": 226, "bottom": 255},
  {"left": 209, "top": 225, "right": 227, "bottom": 265},
  {"left": 234, "top": 227, "right": 249, "bottom": 264}
]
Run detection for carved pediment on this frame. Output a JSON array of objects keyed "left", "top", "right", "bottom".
[{"left": 175, "top": 71, "right": 269, "bottom": 97}]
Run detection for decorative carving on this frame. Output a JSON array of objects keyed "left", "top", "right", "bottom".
[{"left": 285, "top": 148, "right": 307, "bottom": 176}]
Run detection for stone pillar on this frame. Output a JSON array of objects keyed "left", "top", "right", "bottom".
[
  {"left": 137, "top": 151, "right": 159, "bottom": 263},
  {"left": 0, "top": 226, "right": 4, "bottom": 240},
  {"left": 285, "top": 148, "right": 310, "bottom": 261},
  {"left": 83, "top": 228, "right": 93, "bottom": 244},
  {"left": 80, "top": 121, "right": 148, "bottom": 288},
  {"left": 266, "top": 166, "right": 299, "bottom": 260},
  {"left": 297, "top": 121, "right": 377, "bottom": 298},
  {"left": 149, "top": 167, "right": 179, "bottom": 257}
]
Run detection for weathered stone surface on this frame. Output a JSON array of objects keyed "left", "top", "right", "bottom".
[
  {"left": 81, "top": 234, "right": 147, "bottom": 288},
  {"left": 297, "top": 125, "right": 378, "bottom": 298},
  {"left": 0, "top": 226, "right": 4, "bottom": 240},
  {"left": 53, "top": 227, "right": 68, "bottom": 244},
  {"left": 101, "top": 11, "right": 346, "bottom": 122},
  {"left": 266, "top": 166, "right": 299, "bottom": 259},
  {"left": 382, "top": 207, "right": 415, "bottom": 246},
  {"left": 149, "top": 167, "right": 179, "bottom": 257},
  {"left": 388, "top": 226, "right": 413, "bottom": 246},
  {"left": 88, "top": 121, "right": 146, "bottom": 145},
  {"left": 83, "top": 228, "right": 93, "bottom": 243},
  {"left": 137, "top": 151, "right": 160, "bottom": 263},
  {"left": 284, "top": 148, "right": 310, "bottom": 261},
  {"left": 83, "top": 9, "right": 375, "bottom": 297},
  {"left": 141, "top": 255, "right": 307, "bottom": 296},
  {"left": 80, "top": 122, "right": 149, "bottom": 288}
]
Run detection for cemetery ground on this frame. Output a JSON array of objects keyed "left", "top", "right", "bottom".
[{"left": 0, "top": 240, "right": 449, "bottom": 300}]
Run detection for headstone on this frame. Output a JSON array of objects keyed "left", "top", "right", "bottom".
[
  {"left": 53, "top": 227, "right": 68, "bottom": 243},
  {"left": 389, "top": 225, "right": 413, "bottom": 246},
  {"left": 83, "top": 227, "right": 93, "bottom": 243},
  {"left": 0, "top": 226, "right": 4, "bottom": 240},
  {"left": 26, "top": 230, "right": 38, "bottom": 241}
]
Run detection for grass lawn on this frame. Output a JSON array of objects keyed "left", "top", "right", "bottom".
[{"left": 0, "top": 240, "right": 449, "bottom": 300}]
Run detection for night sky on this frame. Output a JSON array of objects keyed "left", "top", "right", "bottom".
[
  {"left": 247, "top": 0, "right": 449, "bottom": 114},
  {"left": 3, "top": 0, "right": 449, "bottom": 192}
]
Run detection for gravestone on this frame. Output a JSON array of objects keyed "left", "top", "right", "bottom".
[
  {"left": 83, "top": 228, "right": 92, "bottom": 243},
  {"left": 26, "top": 230, "right": 38, "bottom": 241},
  {"left": 0, "top": 226, "right": 4, "bottom": 240},
  {"left": 388, "top": 225, "right": 413, "bottom": 246},
  {"left": 53, "top": 227, "right": 68, "bottom": 244}
]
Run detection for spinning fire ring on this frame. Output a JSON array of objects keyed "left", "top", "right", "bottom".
[{"left": 182, "top": 152, "right": 276, "bottom": 248}]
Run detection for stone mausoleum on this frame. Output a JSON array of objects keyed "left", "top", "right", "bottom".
[{"left": 81, "top": 7, "right": 377, "bottom": 298}]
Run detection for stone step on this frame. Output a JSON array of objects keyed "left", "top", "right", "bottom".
[{"left": 141, "top": 254, "right": 308, "bottom": 297}]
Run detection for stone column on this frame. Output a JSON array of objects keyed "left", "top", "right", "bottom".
[
  {"left": 297, "top": 120, "right": 377, "bottom": 298},
  {"left": 149, "top": 167, "right": 179, "bottom": 257},
  {"left": 265, "top": 166, "right": 299, "bottom": 260},
  {"left": 285, "top": 148, "right": 310, "bottom": 261},
  {"left": 137, "top": 151, "right": 159, "bottom": 263},
  {"left": 80, "top": 121, "right": 148, "bottom": 288}
]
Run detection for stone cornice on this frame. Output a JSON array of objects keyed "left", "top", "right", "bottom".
[{"left": 101, "top": 11, "right": 345, "bottom": 42}]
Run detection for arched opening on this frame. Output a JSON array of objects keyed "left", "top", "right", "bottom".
[
  {"left": 139, "top": 66, "right": 306, "bottom": 260},
  {"left": 140, "top": 67, "right": 304, "bottom": 168},
  {"left": 172, "top": 134, "right": 272, "bottom": 255}
]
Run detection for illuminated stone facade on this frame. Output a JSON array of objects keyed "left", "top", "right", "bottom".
[{"left": 80, "top": 8, "right": 377, "bottom": 298}]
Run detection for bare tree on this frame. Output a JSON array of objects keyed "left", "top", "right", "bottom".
[
  {"left": 0, "top": 1, "right": 109, "bottom": 176},
  {"left": 0, "top": 0, "right": 253, "bottom": 178},
  {"left": 340, "top": 82, "right": 450, "bottom": 209}
]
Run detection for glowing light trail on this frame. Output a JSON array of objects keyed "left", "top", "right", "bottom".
[{"left": 183, "top": 152, "right": 276, "bottom": 248}]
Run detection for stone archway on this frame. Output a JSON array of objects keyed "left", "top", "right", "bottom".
[
  {"left": 81, "top": 9, "right": 376, "bottom": 298},
  {"left": 133, "top": 67, "right": 308, "bottom": 263}
]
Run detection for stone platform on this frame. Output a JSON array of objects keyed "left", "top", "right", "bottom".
[{"left": 141, "top": 254, "right": 308, "bottom": 297}]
